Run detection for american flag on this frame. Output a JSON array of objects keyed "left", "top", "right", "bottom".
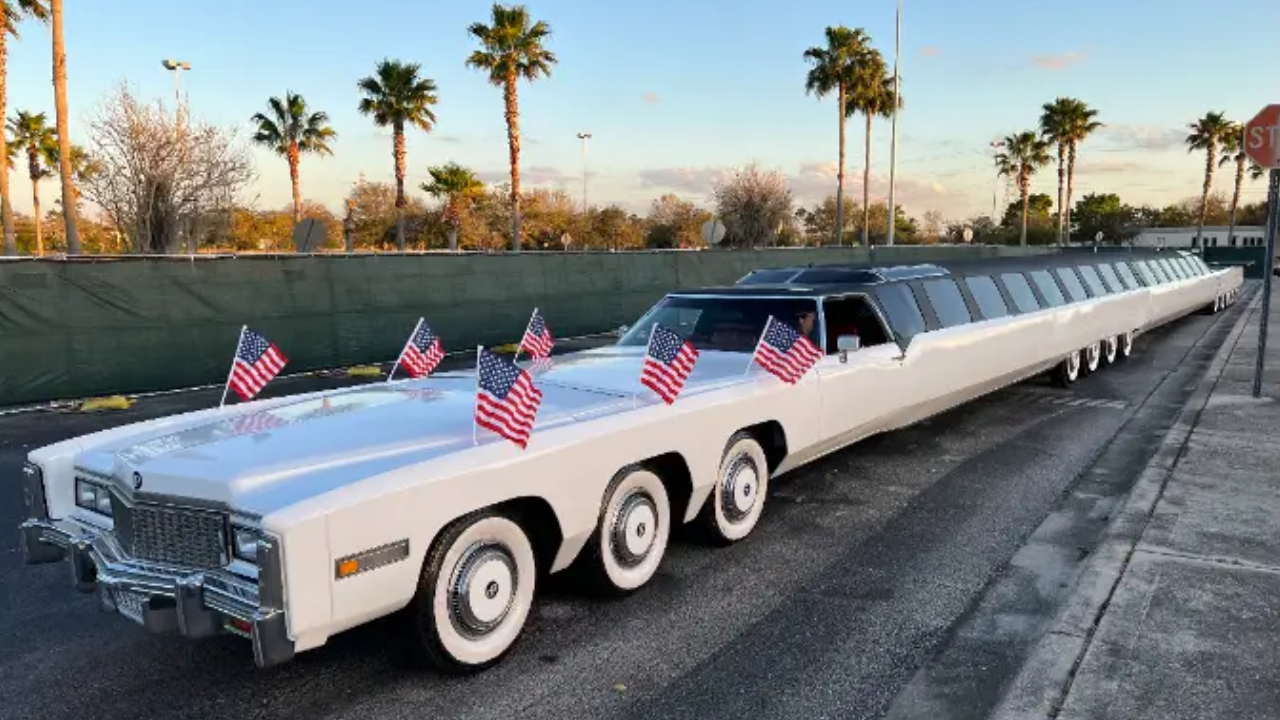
[
  {"left": 231, "top": 410, "right": 288, "bottom": 435},
  {"left": 397, "top": 320, "right": 444, "bottom": 378},
  {"left": 641, "top": 325, "right": 700, "bottom": 404},
  {"left": 521, "top": 309, "right": 554, "bottom": 359},
  {"left": 752, "top": 316, "right": 823, "bottom": 384},
  {"left": 228, "top": 328, "right": 288, "bottom": 401},
  {"left": 475, "top": 347, "right": 543, "bottom": 449}
]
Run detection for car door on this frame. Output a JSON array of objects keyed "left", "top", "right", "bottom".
[{"left": 814, "top": 294, "right": 907, "bottom": 445}]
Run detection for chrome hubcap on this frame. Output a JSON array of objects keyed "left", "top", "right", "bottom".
[
  {"left": 610, "top": 490, "right": 658, "bottom": 566},
  {"left": 721, "top": 453, "right": 759, "bottom": 523},
  {"left": 1068, "top": 352, "right": 1080, "bottom": 378},
  {"left": 448, "top": 542, "right": 517, "bottom": 637},
  {"left": 1087, "top": 343, "right": 1100, "bottom": 365}
]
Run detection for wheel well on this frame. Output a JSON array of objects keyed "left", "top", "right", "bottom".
[
  {"left": 740, "top": 420, "right": 789, "bottom": 473},
  {"left": 642, "top": 452, "right": 694, "bottom": 528},
  {"left": 493, "top": 496, "right": 563, "bottom": 576}
]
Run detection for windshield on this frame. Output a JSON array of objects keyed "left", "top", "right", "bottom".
[{"left": 617, "top": 295, "right": 821, "bottom": 352}]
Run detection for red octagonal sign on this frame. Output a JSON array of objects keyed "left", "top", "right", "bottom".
[{"left": 1245, "top": 104, "right": 1280, "bottom": 169}]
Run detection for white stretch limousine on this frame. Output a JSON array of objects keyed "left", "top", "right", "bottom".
[{"left": 19, "top": 249, "right": 1242, "bottom": 672}]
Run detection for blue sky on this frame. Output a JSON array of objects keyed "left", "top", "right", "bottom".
[{"left": 6, "top": 0, "right": 1277, "bottom": 222}]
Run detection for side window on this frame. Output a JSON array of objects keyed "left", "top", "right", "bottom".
[
  {"left": 1077, "top": 265, "right": 1109, "bottom": 296},
  {"left": 1054, "top": 267, "right": 1089, "bottom": 302},
  {"left": 920, "top": 278, "right": 973, "bottom": 328},
  {"left": 1097, "top": 263, "right": 1123, "bottom": 292},
  {"left": 820, "top": 296, "right": 891, "bottom": 353},
  {"left": 964, "top": 275, "right": 1010, "bottom": 320},
  {"left": 1001, "top": 272, "right": 1041, "bottom": 313},
  {"left": 1162, "top": 258, "right": 1184, "bottom": 279},
  {"left": 1030, "top": 269, "right": 1067, "bottom": 307},
  {"left": 873, "top": 284, "right": 927, "bottom": 345},
  {"left": 1115, "top": 262, "right": 1141, "bottom": 289},
  {"left": 1134, "top": 261, "right": 1159, "bottom": 286}
]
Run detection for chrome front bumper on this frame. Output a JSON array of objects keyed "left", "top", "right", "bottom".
[{"left": 19, "top": 517, "right": 295, "bottom": 668}]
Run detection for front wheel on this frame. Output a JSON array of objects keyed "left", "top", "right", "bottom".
[
  {"left": 574, "top": 466, "right": 671, "bottom": 596},
  {"left": 405, "top": 510, "right": 537, "bottom": 673},
  {"left": 697, "top": 432, "right": 769, "bottom": 545}
]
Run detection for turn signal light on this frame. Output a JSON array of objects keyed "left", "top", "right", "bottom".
[{"left": 337, "top": 559, "right": 359, "bottom": 578}]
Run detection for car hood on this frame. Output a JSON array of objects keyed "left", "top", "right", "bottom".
[{"left": 73, "top": 345, "right": 754, "bottom": 514}]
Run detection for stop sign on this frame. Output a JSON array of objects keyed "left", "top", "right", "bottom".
[{"left": 1245, "top": 104, "right": 1280, "bottom": 169}]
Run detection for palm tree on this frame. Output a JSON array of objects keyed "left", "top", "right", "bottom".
[
  {"left": 49, "top": 0, "right": 77, "bottom": 253},
  {"left": 0, "top": 0, "right": 48, "bottom": 256},
  {"left": 1039, "top": 97, "right": 1102, "bottom": 244},
  {"left": 421, "top": 161, "right": 483, "bottom": 252},
  {"left": 1249, "top": 158, "right": 1267, "bottom": 182},
  {"left": 1186, "top": 111, "right": 1234, "bottom": 246},
  {"left": 466, "top": 3, "right": 557, "bottom": 252},
  {"left": 994, "top": 130, "right": 1052, "bottom": 246},
  {"left": 50, "top": 142, "right": 98, "bottom": 206},
  {"left": 8, "top": 110, "right": 55, "bottom": 254},
  {"left": 803, "top": 25, "right": 876, "bottom": 246},
  {"left": 1218, "top": 122, "right": 1248, "bottom": 246},
  {"left": 357, "top": 59, "right": 438, "bottom": 250},
  {"left": 850, "top": 68, "right": 899, "bottom": 245},
  {"left": 251, "top": 91, "right": 337, "bottom": 226}
]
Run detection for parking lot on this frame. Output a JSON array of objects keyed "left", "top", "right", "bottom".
[{"left": 0, "top": 300, "right": 1248, "bottom": 720}]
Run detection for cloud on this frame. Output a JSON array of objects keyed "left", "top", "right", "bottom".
[
  {"left": 1097, "top": 124, "right": 1185, "bottom": 152},
  {"left": 477, "top": 165, "right": 576, "bottom": 187},
  {"left": 919, "top": 46, "right": 941, "bottom": 58},
  {"left": 1072, "top": 157, "right": 1148, "bottom": 174},
  {"left": 642, "top": 92, "right": 660, "bottom": 105},
  {"left": 437, "top": 135, "right": 463, "bottom": 144},
  {"left": 1028, "top": 51, "right": 1088, "bottom": 71}
]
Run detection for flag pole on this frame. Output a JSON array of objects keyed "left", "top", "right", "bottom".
[
  {"left": 636, "top": 324, "right": 657, "bottom": 409},
  {"left": 472, "top": 345, "right": 482, "bottom": 446},
  {"left": 744, "top": 316, "right": 772, "bottom": 378},
  {"left": 514, "top": 306, "right": 537, "bottom": 363},
  {"left": 219, "top": 325, "right": 247, "bottom": 409},
  {"left": 387, "top": 316, "right": 423, "bottom": 383}
]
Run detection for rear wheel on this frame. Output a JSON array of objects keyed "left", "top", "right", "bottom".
[
  {"left": 405, "top": 510, "right": 537, "bottom": 673},
  {"left": 697, "top": 432, "right": 769, "bottom": 545},
  {"left": 1101, "top": 336, "right": 1119, "bottom": 366},
  {"left": 1051, "top": 349, "right": 1082, "bottom": 387},
  {"left": 1083, "top": 342, "right": 1102, "bottom": 374},
  {"left": 1118, "top": 330, "right": 1134, "bottom": 360},
  {"left": 574, "top": 466, "right": 671, "bottom": 596}
]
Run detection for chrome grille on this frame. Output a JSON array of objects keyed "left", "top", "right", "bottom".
[{"left": 118, "top": 502, "right": 229, "bottom": 569}]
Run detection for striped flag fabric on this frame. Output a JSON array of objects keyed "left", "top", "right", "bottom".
[
  {"left": 641, "top": 324, "right": 700, "bottom": 404},
  {"left": 231, "top": 410, "right": 288, "bottom": 435},
  {"left": 751, "top": 316, "right": 823, "bottom": 384},
  {"left": 228, "top": 328, "right": 288, "bottom": 401},
  {"left": 397, "top": 319, "right": 445, "bottom": 378},
  {"left": 521, "top": 308, "right": 554, "bottom": 359},
  {"left": 475, "top": 347, "right": 544, "bottom": 449}
]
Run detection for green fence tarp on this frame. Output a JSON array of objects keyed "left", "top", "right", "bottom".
[{"left": 0, "top": 246, "right": 1052, "bottom": 407}]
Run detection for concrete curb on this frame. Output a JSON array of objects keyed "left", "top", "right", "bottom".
[{"left": 989, "top": 287, "right": 1263, "bottom": 720}]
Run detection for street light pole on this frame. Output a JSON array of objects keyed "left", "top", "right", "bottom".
[
  {"left": 885, "top": 0, "right": 902, "bottom": 246},
  {"left": 161, "top": 59, "right": 191, "bottom": 114},
  {"left": 577, "top": 132, "right": 592, "bottom": 215},
  {"left": 990, "top": 139, "right": 1005, "bottom": 222}
]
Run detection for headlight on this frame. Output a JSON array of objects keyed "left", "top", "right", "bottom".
[
  {"left": 74, "top": 478, "right": 114, "bottom": 518},
  {"left": 231, "top": 526, "right": 263, "bottom": 563}
]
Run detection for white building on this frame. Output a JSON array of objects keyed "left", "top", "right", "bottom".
[{"left": 1132, "top": 225, "right": 1267, "bottom": 249}]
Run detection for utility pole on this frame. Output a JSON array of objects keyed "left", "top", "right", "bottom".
[
  {"left": 990, "top": 139, "right": 1005, "bottom": 223},
  {"left": 885, "top": 0, "right": 902, "bottom": 246},
  {"left": 577, "top": 132, "right": 592, "bottom": 215}
]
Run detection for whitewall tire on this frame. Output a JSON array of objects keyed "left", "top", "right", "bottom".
[
  {"left": 1118, "top": 331, "right": 1134, "bottom": 360},
  {"left": 576, "top": 466, "right": 671, "bottom": 596},
  {"left": 1051, "top": 349, "right": 1082, "bottom": 387},
  {"left": 1102, "top": 336, "right": 1119, "bottom": 366},
  {"left": 406, "top": 511, "right": 537, "bottom": 673},
  {"left": 1083, "top": 342, "right": 1102, "bottom": 374},
  {"left": 698, "top": 432, "right": 769, "bottom": 545}
]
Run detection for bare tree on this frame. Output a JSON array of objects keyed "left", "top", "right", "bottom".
[
  {"left": 712, "top": 162, "right": 794, "bottom": 248},
  {"left": 79, "top": 83, "right": 255, "bottom": 253}
]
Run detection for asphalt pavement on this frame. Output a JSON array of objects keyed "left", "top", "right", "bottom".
[{"left": 0, "top": 297, "right": 1253, "bottom": 720}]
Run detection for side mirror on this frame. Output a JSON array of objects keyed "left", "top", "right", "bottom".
[{"left": 836, "top": 335, "right": 861, "bottom": 352}]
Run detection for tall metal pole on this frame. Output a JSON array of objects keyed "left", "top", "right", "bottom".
[
  {"left": 990, "top": 139, "right": 1004, "bottom": 223},
  {"left": 577, "top": 132, "right": 592, "bottom": 215},
  {"left": 1253, "top": 168, "right": 1278, "bottom": 399},
  {"left": 885, "top": 0, "right": 902, "bottom": 245}
]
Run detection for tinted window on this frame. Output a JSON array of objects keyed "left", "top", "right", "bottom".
[
  {"left": 921, "top": 279, "right": 973, "bottom": 328},
  {"left": 1001, "top": 273, "right": 1041, "bottom": 313},
  {"left": 793, "top": 268, "right": 881, "bottom": 284},
  {"left": 737, "top": 269, "right": 800, "bottom": 285},
  {"left": 1114, "top": 262, "right": 1140, "bottom": 289},
  {"left": 1161, "top": 258, "right": 1184, "bottom": 280},
  {"left": 964, "top": 275, "right": 1010, "bottom": 320},
  {"left": 1097, "top": 263, "right": 1123, "bottom": 292},
  {"left": 1054, "top": 268, "right": 1089, "bottom": 302},
  {"left": 1030, "top": 270, "right": 1067, "bottom": 307},
  {"left": 1189, "top": 256, "right": 1211, "bottom": 275},
  {"left": 1177, "top": 257, "right": 1200, "bottom": 277},
  {"left": 1077, "top": 265, "right": 1108, "bottom": 296},
  {"left": 1183, "top": 257, "right": 1204, "bottom": 276},
  {"left": 874, "top": 284, "right": 927, "bottom": 343},
  {"left": 617, "top": 295, "right": 820, "bottom": 351},
  {"left": 1136, "top": 261, "right": 1161, "bottom": 285}
]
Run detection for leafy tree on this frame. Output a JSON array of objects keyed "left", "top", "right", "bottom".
[
  {"left": 7, "top": 110, "right": 55, "bottom": 254},
  {"left": 586, "top": 204, "right": 646, "bottom": 251},
  {"left": 343, "top": 176, "right": 428, "bottom": 250},
  {"left": 713, "top": 162, "right": 793, "bottom": 248},
  {"left": 1000, "top": 192, "right": 1053, "bottom": 229},
  {"left": 1072, "top": 192, "right": 1138, "bottom": 243},
  {"left": 50, "top": 0, "right": 78, "bottom": 252},
  {"left": 250, "top": 91, "right": 336, "bottom": 226},
  {"left": 421, "top": 162, "right": 484, "bottom": 251},
  {"left": 646, "top": 193, "right": 710, "bottom": 248},
  {"left": 994, "top": 131, "right": 1052, "bottom": 246},
  {"left": 1185, "top": 111, "right": 1234, "bottom": 245},
  {"left": 466, "top": 3, "right": 557, "bottom": 252},
  {"left": 357, "top": 59, "right": 439, "bottom": 251},
  {"left": 1039, "top": 97, "right": 1102, "bottom": 243},
  {"left": 803, "top": 25, "right": 877, "bottom": 246},
  {"left": 920, "top": 209, "right": 944, "bottom": 243},
  {"left": 0, "top": 0, "right": 48, "bottom": 255}
]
